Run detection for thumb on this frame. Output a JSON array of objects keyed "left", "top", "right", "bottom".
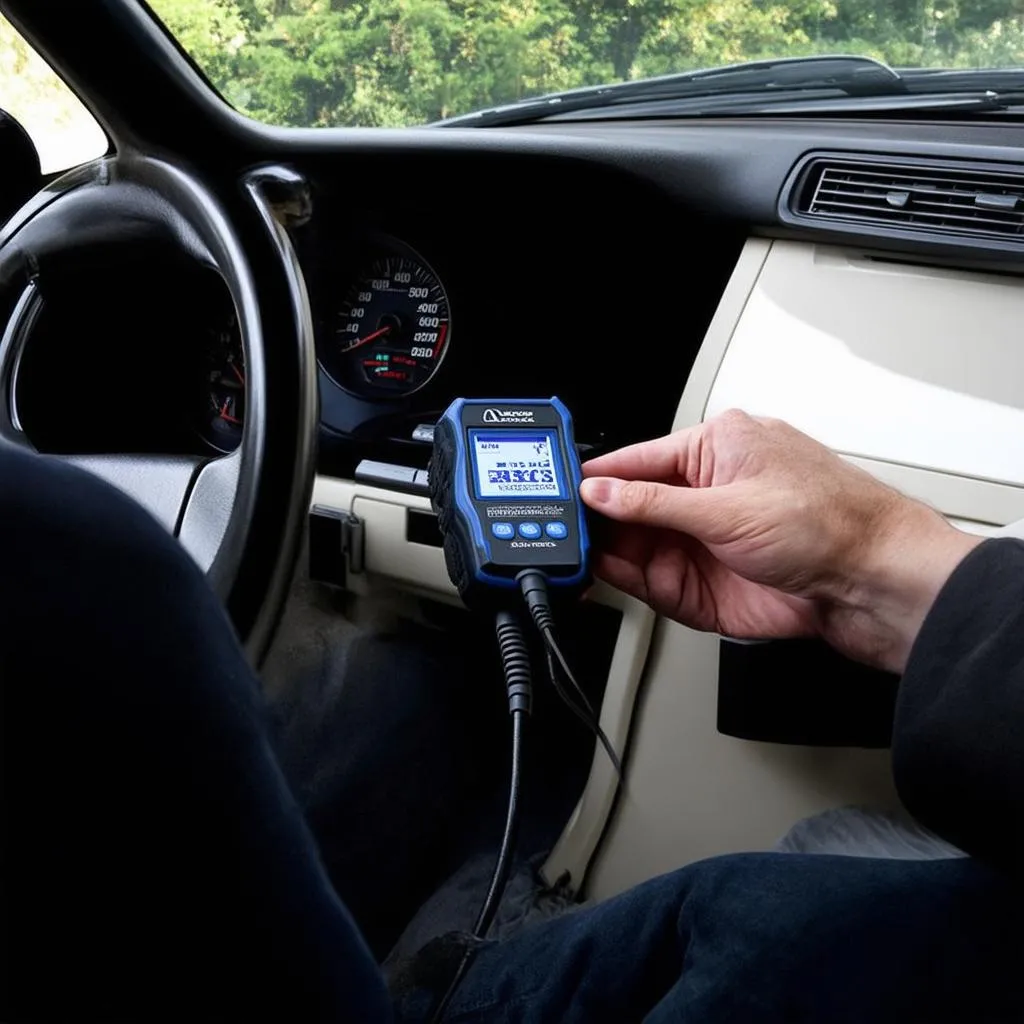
[{"left": 580, "top": 476, "right": 723, "bottom": 535}]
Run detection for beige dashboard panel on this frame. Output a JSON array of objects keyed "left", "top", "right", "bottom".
[
  {"left": 584, "top": 238, "right": 1024, "bottom": 902},
  {"left": 586, "top": 623, "right": 903, "bottom": 898},
  {"left": 706, "top": 242, "right": 1024, "bottom": 486}
]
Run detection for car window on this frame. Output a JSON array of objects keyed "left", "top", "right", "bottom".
[
  {"left": 148, "top": 0, "right": 1024, "bottom": 127},
  {"left": 0, "top": 13, "right": 107, "bottom": 173}
]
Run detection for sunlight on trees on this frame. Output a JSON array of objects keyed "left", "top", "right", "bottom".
[
  {"left": 145, "top": 0, "right": 1024, "bottom": 126},
  {"left": 2, "top": 0, "right": 1024, "bottom": 164},
  {"left": 0, "top": 13, "right": 107, "bottom": 172}
]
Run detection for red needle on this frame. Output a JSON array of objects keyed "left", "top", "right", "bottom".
[
  {"left": 343, "top": 324, "right": 391, "bottom": 352},
  {"left": 433, "top": 323, "right": 448, "bottom": 359},
  {"left": 219, "top": 399, "right": 241, "bottom": 426},
  {"left": 230, "top": 361, "right": 246, "bottom": 386}
]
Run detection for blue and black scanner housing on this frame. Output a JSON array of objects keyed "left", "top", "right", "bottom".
[{"left": 429, "top": 397, "right": 591, "bottom": 608}]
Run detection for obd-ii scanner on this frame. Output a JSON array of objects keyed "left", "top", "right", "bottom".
[
  {"left": 425, "top": 396, "right": 617, "bottom": 1023},
  {"left": 429, "top": 397, "right": 590, "bottom": 609}
]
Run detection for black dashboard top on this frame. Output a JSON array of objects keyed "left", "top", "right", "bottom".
[
  {"left": 292, "top": 150, "right": 745, "bottom": 476},
  {"left": 267, "top": 115, "right": 1024, "bottom": 475},
  {"left": 246, "top": 117, "right": 1024, "bottom": 259},
  {"left": 11, "top": 105, "right": 1024, "bottom": 471}
]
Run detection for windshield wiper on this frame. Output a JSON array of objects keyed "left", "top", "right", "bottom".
[
  {"left": 533, "top": 87, "right": 1003, "bottom": 122},
  {"left": 435, "top": 55, "right": 909, "bottom": 127},
  {"left": 433, "top": 55, "right": 1006, "bottom": 128},
  {"left": 899, "top": 66, "right": 1024, "bottom": 102}
]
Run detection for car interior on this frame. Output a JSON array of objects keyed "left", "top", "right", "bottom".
[{"left": 3, "top": 0, "right": 1024, "bottom": 976}]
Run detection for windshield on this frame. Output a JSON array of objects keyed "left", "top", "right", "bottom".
[
  {"left": 147, "top": 0, "right": 1024, "bottom": 126},
  {"left": 0, "top": 12, "right": 107, "bottom": 172}
]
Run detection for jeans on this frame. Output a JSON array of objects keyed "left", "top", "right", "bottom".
[
  {"left": 428, "top": 853, "right": 1023, "bottom": 1023},
  {"left": 2, "top": 443, "right": 1020, "bottom": 1022}
]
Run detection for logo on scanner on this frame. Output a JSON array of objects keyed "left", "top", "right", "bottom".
[{"left": 483, "top": 408, "right": 535, "bottom": 424}]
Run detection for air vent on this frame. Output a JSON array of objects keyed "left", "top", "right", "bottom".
[{"left": 795, "top": 158, "right": 1024, "bottom": 241}]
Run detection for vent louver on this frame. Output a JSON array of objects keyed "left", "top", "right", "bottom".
[{"left": 795, "top": 159, "right": 1024, "bottom": 240}]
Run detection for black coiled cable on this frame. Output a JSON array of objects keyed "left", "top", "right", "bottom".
[
  {"left": 429, "top": 610, "right": 531, "bottom": 1023},
  {"left": 494, "top": 609, "right": 533, "bottom": 717}
]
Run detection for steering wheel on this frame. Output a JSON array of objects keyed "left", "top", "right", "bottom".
[{"left": 0, "top": 157, "right": 318, "bottom": 662}]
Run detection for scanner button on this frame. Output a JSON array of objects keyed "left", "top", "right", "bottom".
[
  {"left": 518, "top": 522, "right": 542, "bottom": 539},
  {"left": 544, "top": 521, "right": 568, "bottom": 539},
  {"left": 491, "top": 522, "right": 515, "bottom": 540}
]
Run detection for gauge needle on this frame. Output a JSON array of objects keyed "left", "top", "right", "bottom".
[
  {"left": 219, "top": 399, "right": 241, "bottom": 425},
  {"left": 343, "top": 324, "right": 391, "bottom": 352}
]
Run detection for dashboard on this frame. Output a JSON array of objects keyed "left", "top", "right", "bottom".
[
  {"left": 0, "top": 153, "right": 740, "bottom": 475},
  {"left": 16, "top": 116, "right": 1024, "bottom": 487},
  {"left": 19, "top": 114, "right": 1024, "bottom": 485},
  {"left": 292, "top": 157, "right": 745, "bottom": 482},
  {"left": 10, "top": 152, "right": 745, "bottom": 478},
  {"left": 290, "top": 117, "right": 1024, "bottom": 492},
  {"left": 10, "top": 117, "right": 1024, "bottom": 494}
]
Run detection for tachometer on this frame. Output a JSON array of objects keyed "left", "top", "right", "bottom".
[
  {"left": 198, "top": 315, "right": 245, "bottom": 453},
  {"left": 324, "top": 248, "right": 451, "bottom": 397}
]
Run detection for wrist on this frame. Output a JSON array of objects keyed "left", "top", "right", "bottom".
[{"left": 823, "top": 503, "right": 983, "bottom": 674}]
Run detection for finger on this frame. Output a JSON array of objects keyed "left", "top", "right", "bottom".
[
  {"left": 582, "top": 427, "right": 701, "bottom": 483},
  {"left": 591, "top": 550, "right": 649, "bottom": 604},
  {"left": 591, "top": 521, "right": 653, "bottom": 582},
  {"left": 581, "top": 476, "right": 726, "bottom": 536}
]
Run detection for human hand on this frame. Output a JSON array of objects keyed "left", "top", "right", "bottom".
[{"left": 579, "top": 410, "right": 981, "bottom": 673}]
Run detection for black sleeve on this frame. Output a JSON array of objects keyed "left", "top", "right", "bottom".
[{"left": 893, "top": 537, "right": 1024, "bottom": 871}]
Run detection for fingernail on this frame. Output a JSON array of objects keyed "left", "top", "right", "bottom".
[{"left": 581, "top": 477, "right": 618, "bottom": 506}]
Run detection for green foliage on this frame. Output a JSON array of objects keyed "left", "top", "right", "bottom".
[
  {"left": 153, "top": 0, "right": 247, "bottom": 82},
  {"left": 147, "top": 0, "right": 1024, "bottom": 126}
]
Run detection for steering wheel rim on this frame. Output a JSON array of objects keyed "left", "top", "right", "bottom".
[{"left": 0, "top": 156, "right": 318, "bottom": 662}]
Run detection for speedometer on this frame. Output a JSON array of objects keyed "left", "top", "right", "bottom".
[{"left": 324, "top": 247, "right": 451, "bottom": 397}]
